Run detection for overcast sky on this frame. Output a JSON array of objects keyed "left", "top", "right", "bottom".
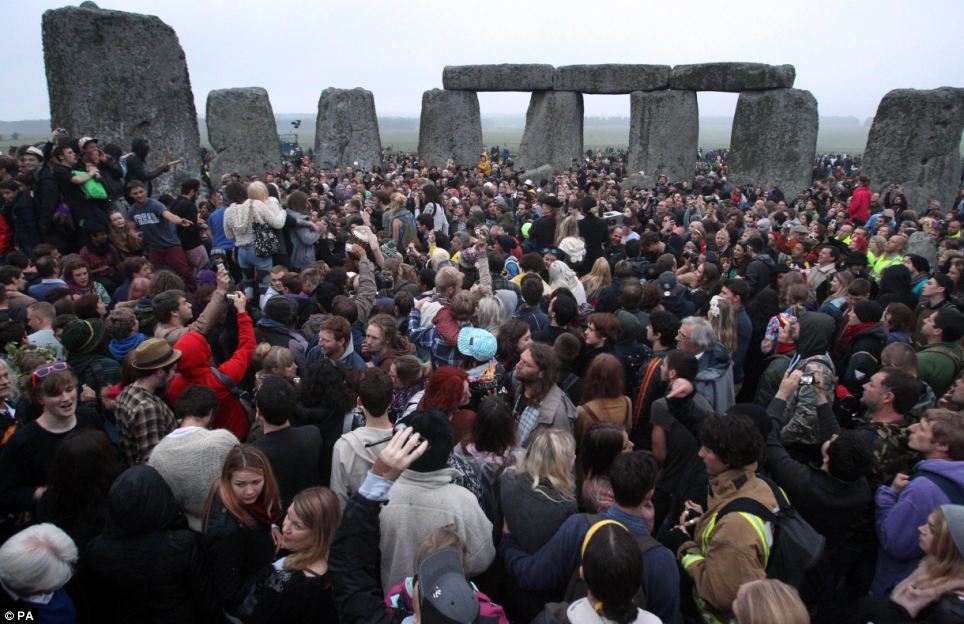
[{"left": 5, "top": 0, "right": 963, "bottom": 121}]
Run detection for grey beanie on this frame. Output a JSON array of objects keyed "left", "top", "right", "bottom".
[{"left": 939, "top": 505, "right": 964, "bottom": 557}]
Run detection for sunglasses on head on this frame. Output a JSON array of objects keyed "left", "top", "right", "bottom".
[{"left": 32, "top": 362, "right": 69, "bottom": 387}]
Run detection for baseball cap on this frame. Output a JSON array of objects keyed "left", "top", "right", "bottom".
[
  {"left": 25, "top": 146, "right": 45, "bottom": 160},
  {"left": 658, "top": 271, "right": 678, "bottom": 296},
  {"left": 457, "top": 327, "right": 497, "bottom": 362},
  {"left": 417, "top": 547, "right": 481, "bottom": 624},
  {"left": 78, "top": 137, "right": 98, "bottom": 150}
]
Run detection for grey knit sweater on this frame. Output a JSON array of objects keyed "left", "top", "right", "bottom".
[{"left": 148, "top": 426, "right": 238, "bottom": 531}]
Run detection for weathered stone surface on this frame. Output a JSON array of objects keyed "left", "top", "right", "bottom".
[
  {"left": 554, "top": 65, "right": 670, "bottom": 94},
  {"left": 43, "top": 2, "right": 200, "bottom": 195},
  {"left": 443, "top": 64, "right": 554, "bottom": 91},
  {"left": 669, "top": 63, "right": 795, "bottom": 92},
  {"left": 313, "top": 88, "right": 381, "bottom": 170},
  {"left": 728, "top": 89, "right": 818, "bottom": 199},
  {"left": 518, "top": 92, "right": 584, "bottom": 171},
  {"left": 205, "top": 88, "right": 280, "bottom": 182},
  {"left": 518, "top": 164, "right": 556, "bottom": 187},
  {"left": 418, "top": 90, "right": 482, "bottom": 168},
  {"left": 627, "top": 90, "right": 698, "bottom": 186},
  {"left": 863, "top": 88, "right": 964, "bottom": 212}
]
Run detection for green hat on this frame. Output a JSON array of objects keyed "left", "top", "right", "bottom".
[{"left": 61, "top": 319, "right": 105, "bottom": 356}]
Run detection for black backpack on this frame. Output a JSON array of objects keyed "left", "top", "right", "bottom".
[
  {"left": 716, "top": 476, "right": 826, "bottom": 588},
  {"left": 564, "top": 514, "right": 662, "bottom": 609}
]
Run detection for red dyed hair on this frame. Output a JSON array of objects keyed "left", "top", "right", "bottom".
[{"left": 420, "top": 367, "right": 469, "bottom": 414}]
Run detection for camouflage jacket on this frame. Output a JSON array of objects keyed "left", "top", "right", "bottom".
[
  {"left": 779, "top": 354, "right": 836, "bottom": 447},
  {"left": 860, "top": 420, "right": 920, "bottom": 490}
]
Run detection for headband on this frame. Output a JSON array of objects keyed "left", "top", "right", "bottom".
[{"left": 580, "top": 519, "right": 629, "bottom": 559}]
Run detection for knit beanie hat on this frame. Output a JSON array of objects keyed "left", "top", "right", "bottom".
[
  {"left": 940, "top": 505, "right": 964, "bottom": 557},
  {"left": 854, "top": 300, "right": 884, "bottom": 323},
  {"left": 905, "top": 254, "right": 930, "bottom": 274},
  {"left": 61, "top": 319, "right": 105, "bottom": 355}
]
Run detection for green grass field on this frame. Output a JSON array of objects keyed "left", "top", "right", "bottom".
[
  {"left": 382, "top": 125, "right": 877, "bottom": 154},
  {"left": 3, "top": 125, "right": 958, "bottom": 161}
]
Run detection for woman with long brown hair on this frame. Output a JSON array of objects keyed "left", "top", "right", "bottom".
[
  {"left": 202, "top": 445, "right": 282, "bottom": 617},
  {"left": 240, "top": 487, "right": 342, "bottom": 622},
  {"left": 575, "top": 353, "right": 631, "bottom": 445}
]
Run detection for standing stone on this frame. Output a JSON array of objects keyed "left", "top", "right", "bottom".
[
  {"left": 669, "top": 63, "right": 795, "bottom": 92},
  {"left": 518, "top": 92, "right": 583, "bottom": 171},
  {"left": 627, "top": 90, "right": 698, "bottom": 186},
  {"left": 863, "top": 88, "right": 964, "bottom": 212},
  {"left": 553, "top": 65, "right": 670, "bottom": 94},
  {"left": 206, "top": 88, "right": 280, "bottom": 182},
  {"left": 443, "top": 64, "right": 554, "bottom": 91},
  {"left": 43, "top": 2, "right": 200, "bottom": 195},
  {"left": 314, "top": 88, "right": 381, "bottom": 170},
  {"left": 418, "top": 90, "right": 482, "bottom": 168},
  {"left": 519, "top": 164, "right": 556, "bottom": 187},
  {"left": 729, "top": 89, "right": 818, "bottom": 200}
]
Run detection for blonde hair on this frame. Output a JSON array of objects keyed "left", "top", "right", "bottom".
[
  {"left": 828, "top": 270, "right": 855, "bottom": 301},
  {"left": 283, "top": 487, "right": 342, "bottom": 572},
  {"left": 554, "top": 216, "right": 580, "bottom": 246},
  {"left": 429, "top": 248, "right": 451, "bottom": 270},
  {"left": 247, "top": 181, "right": 269, "bottom": 202},
  {"left": 581, "top": 257, "right": 612, "bottom": 298},
  {"left": 913, "top": 506, "right": 964, "bottom": 589},
  {"left": 708, "top": 296, "right": 738, "bottom": 355},
  {"left": 254, "top": 343, "right": 294, "bottom": 374},
  {"left": 868, "top": 235, "right": 887, "bottom": 257},
  {"left": 515, "top": 429, "right": 576, "bottom": 500},
  {"left": 732, "top": 579, "right": 809, "bottom": 624}
]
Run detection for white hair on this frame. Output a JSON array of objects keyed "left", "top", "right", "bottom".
[
  {"left": 476, "top": 295, "right": 505, "bottom": 334},
  {"left": 0, "top": 523, "right": 78, "bottom": 595},
  {"left": 682, "top": 316, "right": 718, "bottom": 351},
  {"left": 0, "top": 358, "right": 18, "bottom": 402}
]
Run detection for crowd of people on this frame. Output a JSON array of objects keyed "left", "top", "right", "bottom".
[{"left": 0, "top": 130, "right": 963, "bottom": 624}]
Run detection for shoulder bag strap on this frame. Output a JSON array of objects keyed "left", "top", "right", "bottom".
[{"left": 582, "top": 403, "right": 601, "bottom": 423}]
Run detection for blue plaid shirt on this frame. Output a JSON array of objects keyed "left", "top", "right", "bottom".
[{"left": 407, "top": 308, "right": 463, "bottom": 368}]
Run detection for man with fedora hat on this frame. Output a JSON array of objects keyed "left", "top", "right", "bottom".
[{"left": 114, "top": 337, "right": 182, "bottom": 466}]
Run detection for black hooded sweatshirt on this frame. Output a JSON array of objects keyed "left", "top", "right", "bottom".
[{"left": 86, "top": 465, "right": 220, "bottom": 623}]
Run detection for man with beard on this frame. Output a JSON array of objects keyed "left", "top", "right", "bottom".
[{"left": 512, "top": 343, "right": 576, "bottom": 447}]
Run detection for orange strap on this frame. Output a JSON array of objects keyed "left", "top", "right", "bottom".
[{"left": 633, "top": 356, "right": 663, "bottom": 428}]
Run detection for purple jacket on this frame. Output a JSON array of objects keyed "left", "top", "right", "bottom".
[{"left": 873, "top": 459, "right": 964, "bottom": 595}]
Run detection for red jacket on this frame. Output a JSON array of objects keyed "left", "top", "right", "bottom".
[
  {"left": 168, "top": 311, "right": 256, "bottom": 441},
  {"left": 849, "top": 185, "right": 871, "bottom": 223},
  {"left": 0, "top": 212, "right": 11, "bottom": 256}
]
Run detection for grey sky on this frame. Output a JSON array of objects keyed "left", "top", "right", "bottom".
[{"left": 5, "top": 0, "right": 963, "bottom": 121}]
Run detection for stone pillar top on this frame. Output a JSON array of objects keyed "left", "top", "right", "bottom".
[
  {"left": 553, "top": 65, "right": 671, "bottom": 94},
  {"left": 442, "top": 64, "right": 554, "bottom": 91},
  {"left": 669, "top": 63, "right": 795, "bottom": 92}
]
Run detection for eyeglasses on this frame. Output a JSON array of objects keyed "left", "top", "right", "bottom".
[
  {"left": 677, "top": 331, "right": 690, "bottom": 340},
  {"left": 32, "top": 362, "right": 69, "bottom": 387}
]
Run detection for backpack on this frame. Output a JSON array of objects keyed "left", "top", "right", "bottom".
[
  {"left": 715, "top": 476, "right": 826, "bottom": 588},
  {"left": 564, "top": 514, "right": 661, "bottom": 609}
]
